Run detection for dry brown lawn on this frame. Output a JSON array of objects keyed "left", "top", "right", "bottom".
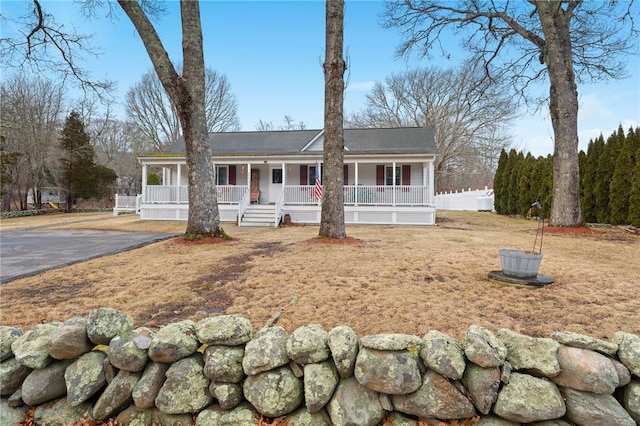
[{"left": 1, "top": 210, "right": 638, "bottom": 342}]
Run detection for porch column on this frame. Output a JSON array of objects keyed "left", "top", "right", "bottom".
[
  {"left": 428, "top": 160, "right": 435, "bottom": 205},
  {"left": 354, "top": 162, "right": 359, "bottom": 206},
  {"left": 392, "top": 161, "right": 396, "bottom": 206},
  {"left": 141, "top": 163, "right": 147, "bottom": 203},
  {"left": 177, "top": 163, "right": 182, "bottom": 204},
  {"left": 247, "top": 163, "right": 251, "bottom": 201}
]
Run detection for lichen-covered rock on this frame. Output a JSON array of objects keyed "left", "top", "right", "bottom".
[
  {"left": 359, "top": 333, "right": 422, "bottom": 351},
  {"left": 551, "top": 345, "right": 619, "bottom": 394},
  {"left": 243, "top": 365, "right": 303, "bottom": 417},
  {"left": 209, "top": 381, "right": 244, "bottom": 410},
  {"left": 391, "top": 370, "right": 475, "bottom": 420},
  {"left": 354, "top": 347, "right": 422, "bottom": 395},
  {"left": 464, "top": 325, "right": 507, "bottom": 368},
  {"left": 475, "top": 416, "right": 520, "bottom": 425},
  {"left": 93, "top": 370, "right": 142, "bottom": 420},
  {"left": 561, "top": 386, "right": 636, "bottom": 426},
  {"left": 0, "top": 357, "right": 32, "bottom": 396},
  {"left": 0, "top": 396, "right": 28, "bottom": 425},
  {"left": 326, "top": 376, "right": 384, "bottom": 426},
  {"left": 21, "top": 359, "right": 72, "bottom": 406},
  {"left": 132, "top": 361, "right": 169, "bottom": 409},
  {"left": 33, "top": 397, "right": 95, "bottom": 426},
  {"left": 11, "top": 322, "right": 59, "bottom": 369},
  {"left": 65, "top": 351, "right": 108, "bottom": 406},
  {"left": 421, "top": 330, "right": 466, "bottom": 379},
  {"left": 148, "top": 320, "right": 199, "bottom": 363},
  {"left": 460, "top": 363, "right": 500, "bottom": 415},
  {"left": 47, "top": 316, "right": 93, "bottom": 360},
  {"left": 497, "top": 329, "right": 560, "bottom": 377},
  {"left": 493, "top": 372, "right": 565, "bottom": 423},
  {"left": 384, "top": 412, "right": 420, "bottom": 426},
  {"left": 203, "top": 345, "right": 245, "bottom": 383},
  {"left": 0, "top": 326, "right": 23, "bottom": 361},
  {"left": 286, "top": 407, "right": 333, "bottom": 425},
  {"left": 195, "top": 315, "right": 253, "bottom": 346},
  {"left": 109, "top": 329, "right": 152, "bottom": 372},
  {"left": 551, "top": 331, "right": 618, "bottom": 356},
  {"left": 115, "top": 405, "right": 194, "bottom": 426},
  {"left": 87, "top": 308, "right": 133, "bottom": 345},
  {"left": 613, "top": 331, "right": 640, "bottom": 377},
  {"left": 287, "top": 324, "right": 330, "bottom": 365},
  {"left": 196, "top": 402, "right": 258, "bottom": 426},
  {"left": 242, "top": 326, "right": 289, "bottom": 375},
  {"left": 612, "top": 359, "right": 631, "bottom": 387},
  {"left": 623, "top": 380, "right": 640, "bottom": 423},
  {"left": 304, "top": 360, "right": 339, "bottom": 413},
  {"left": 155, "top": 354, "right": 212, "bottom": 414},
  {"left": 328, "top": 325, "right": 358, "bottom": 379}
]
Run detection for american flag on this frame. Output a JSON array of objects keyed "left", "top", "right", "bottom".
[{"left": 312, "top": 162, "right": 323, "bottom": 200}]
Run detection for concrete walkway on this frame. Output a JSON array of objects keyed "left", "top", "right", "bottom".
[{"left": 1, "top": 228, "right": 178, "bottom": 283}]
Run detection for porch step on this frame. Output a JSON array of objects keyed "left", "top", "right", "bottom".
[{"left": 240, "top": 204, "right": 279, "bottom": 227}]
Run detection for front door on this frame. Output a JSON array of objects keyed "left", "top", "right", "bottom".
[
  {"left": 250, "top": 169, "right": 260, "bottom": 204},
  {"left": 269, "top": 167, "right": 283, "bottom": 203}
]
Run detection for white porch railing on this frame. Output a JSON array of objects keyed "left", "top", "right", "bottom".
[
  {"left": 144, "top": 185, "right": 248, "bottom": 204},
  {"left": 113, "top": 194, "right": 139, "bottom": 216}
]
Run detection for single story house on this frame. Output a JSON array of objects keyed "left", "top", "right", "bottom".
[{"left": 136, "top": 126, "right": 438, "bottom": 226}]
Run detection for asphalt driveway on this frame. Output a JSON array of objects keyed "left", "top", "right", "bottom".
[{"left": 0, "top": 229, "right": 179, "bottom": 283}]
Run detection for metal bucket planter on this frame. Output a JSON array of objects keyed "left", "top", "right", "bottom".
[{"left": 499, "top": 249, "right": 543, "bottom": 278}]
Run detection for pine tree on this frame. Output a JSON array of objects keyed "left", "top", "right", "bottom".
[
  {"left": 595, "top": 129, "right": 622, "bottom": 223},
  {"left": 493, "top": 149, "right": 508, "bottom": 215},
  {"left": 580, "top": 136, "right": 603, "bottom": 223},
  {"left": 609, "top": 129, "right": 636, "bottom": 224},
  {"left": 628, "top": 146, "right": 640, "bottom": 227}
]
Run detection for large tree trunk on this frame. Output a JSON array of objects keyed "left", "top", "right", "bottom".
[
  {"left": 118, "top": 0, "right": 224, "bottom": 239},
  {"left": 537, "top": 2, "right": 583, "bottom": 226},
  {"left": 319, "top": 0, "right": 346, "bottom": 239}
]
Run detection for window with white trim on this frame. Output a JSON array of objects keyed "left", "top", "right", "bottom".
[
  {"left": 216, "top": 166, "right": 228, "bottom": 185},
  {"left": 385, "top": 166, "right": 400, "bottom": 186}
]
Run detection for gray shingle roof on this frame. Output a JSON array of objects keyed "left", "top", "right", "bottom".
[{"left": 163, "top": 127, "right": 437, "bottom": 156}]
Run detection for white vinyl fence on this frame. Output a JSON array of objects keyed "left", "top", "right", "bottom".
[{"left": 435, "top": 187, "right": 494, "bottom": 211}]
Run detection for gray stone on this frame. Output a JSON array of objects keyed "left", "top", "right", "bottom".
[
  {"left": 115, "top": 405, "right": 194, "bottom": 426},
  {"left": 109, "top": 329, "right": 151, "bottom": 372},
  {"left": 379, "top": 393, "right": 393, "bottom": 411},
  {"left": 286, "top": 407, "right": 333, "bottom": 426},
  {"left": 0, "top": 357, "right": 31, "bottom": 396},
  {"left": 612, "top": 359, "right": 631, "bottom": 387},
  {"left": 501, "top": 361, "right": 512, "bottom": 384},
  {"left": 530, "top": 421, "right": 573, "bottom": 426},
  {"left": 242, "top": 326, "right": 289, "bottom": 375},
  {"left": 11, "top": 322, "right": 59, "bottom": 369},
  {"left": 0, "top": 326, "right": 23, "bottom": 361},
  {"left": 328, "top": 325, "right": 358, "bottom": 379},
  {"left": 493, "top": 372, "right": 565, "bottom": 423},
  {"left": 354, "top": 347, "right": 422, "bottom": 395},
  {"left": 391, "top": 370, "right": 476, "bottom": 420},
  {"left": 497, "top": 329, "right": 560, "bottom": 377},
  {"left": 87, "top": 307, "right": 133, "bottom": 345},
  {"left": 148, "top": 320, "right": 199, "bottom": 363},
  {"left": 209, "top": 381, "right": 244, "bottom": 410},
  {"left": 287, "top": 324, "right": 330, "bottom": 365},
  {"left": 304, "top": 360, "right": 339, "bottom": 413},
  {"left": 460, "top": 363, "right": 501, "bottom": 415},
  {"left": 203, "top": 345, "right": 245, "bottom": 382},
  {"left": 464, "top": 325, "right": 508, "bottom": 368},
  {"left": 475, "top": 416, "right": 521, "bottom": 425},
  {"left": 132, "top": 361, "right": 169, "bottom": 409},
  {"left": 326, "top": 376, "right": 384, "bottom": 426},
  {"left": 623, "top": 380, "right": 640, "bottom": 423},
  {"left": 359, "top": 333, "right": 423, "bottom": 351},
  {"left": 93, "top": 370, "right": 142, "bottom": 420},
  {"left": 551, "top": 345, "right": 619, "bottom": 394},
  {"left": 613, "top": 331, "right": 640, "bottom": 377},
  {"left": 551, "top": 331, "right": 618, "bottom": 356},
  {"left": 0, "top": 397, "right": 28, "bottom": 425},
  {"left": 195, "top": 315, "right": 253, "bottom": 346},
  {"left": 7, "top": 388, "right": 23, "bottom": 407},
  {"left": 65, "top": 351, "right": 108, "bottom": 406},
  {"left": 196, "top": 402, "right": 258, "bottom": 426},
  {"left": 242, "top": 365, "right": 303, "bottom": 417},
  {"left": 385, "top": 412, "right": 419, "bottom": 426},
  {"left": 47, "top": 316, "right": 93, "bottom": 360},
  {"left": 561, "top": 386, "right": 635, "bottom": 426},
  {"left": 21, "top": 359, "right": 72, "bottom": 406},
  {"left": 33, "top": 397, "right": 95, "bottom": 426},
  {"left": 155, "top": 354, "right": 212, "bottom": 414},
  {"left": 421, "top": 330, "right": 466, "bottom": 379}
]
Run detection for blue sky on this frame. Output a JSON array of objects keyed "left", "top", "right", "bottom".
[{"left": 2, "top": 0, "right": 638, "bottom": 157}]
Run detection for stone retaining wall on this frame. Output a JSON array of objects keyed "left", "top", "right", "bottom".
[{"left": 1, "top": 308, "right": 639, "bottom": 426}]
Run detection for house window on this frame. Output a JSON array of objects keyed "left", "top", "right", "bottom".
[
  {"left": 272, "top": 168, "right": 283, "bottom": 184},
  {"left": 308, "top": 165, "right": 322, "bottom": 185},
  {"left": 385, "top": 166, "right": 400, "bottom": 186},
  {"left": 216, "top": 166, "right": 228, "bottom": 185}
]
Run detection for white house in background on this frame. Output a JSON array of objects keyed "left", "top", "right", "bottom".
[{"left": 136, "top": 127, "right": 438, "bottom": 226}]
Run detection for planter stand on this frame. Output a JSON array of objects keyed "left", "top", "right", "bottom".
[{"left": 488, "top": 270, "right": 554, "bottom": 287}]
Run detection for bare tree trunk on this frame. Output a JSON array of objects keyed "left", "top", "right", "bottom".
[
  {"left": 118, "top": 0, "right": 224, "bottom": 239},
  {"left": 319, "top": 0, "right": 346, "bottom": 239},
  {"left": 537, "top": 2, "right": 582, "bottom": 226}
]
